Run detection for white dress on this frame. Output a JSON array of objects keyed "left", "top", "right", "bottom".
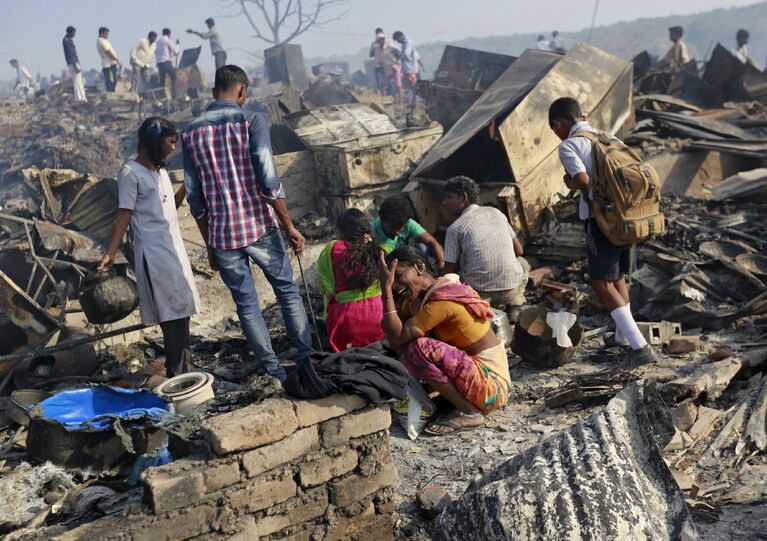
[{"left": 117, "top": 160, "right": 201, "bottom": 324}]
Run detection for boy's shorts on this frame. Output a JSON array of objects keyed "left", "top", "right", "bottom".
[{"left": 586, "top": 219, "right": 631, "bottom": 281}]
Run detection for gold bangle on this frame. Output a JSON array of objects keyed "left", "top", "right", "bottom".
[{"left": 383, "top": 310, "right": 398, "bottom": 315}]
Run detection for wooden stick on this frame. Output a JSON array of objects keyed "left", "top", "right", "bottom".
[{"left": 0, "top": 322, "right": 153, "bottom": 366}]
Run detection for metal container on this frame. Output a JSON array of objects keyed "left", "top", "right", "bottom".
[
  {"left": 488, "top": 308, "right": 513, "bottom": 349},
  {"left": 313, "top": 124, "right": 444, "bottom": 191},
  {"left": 78, "top": 268, "right": 139, "bottom": 324},
  {"left": 512, "top": 307, "right": 583, "bottom": 368}
]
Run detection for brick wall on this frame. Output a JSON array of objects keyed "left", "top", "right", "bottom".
[{"left": 54, "top": 395, "right": 397, "bottom": 541}]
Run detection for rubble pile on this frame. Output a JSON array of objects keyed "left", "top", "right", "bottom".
[{"left": 0, "top": 94, "right": 134, "bottom": 180}]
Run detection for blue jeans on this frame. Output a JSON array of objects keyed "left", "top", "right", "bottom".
[{"left": 213, "top": 229, "right": 313, "bottom": 381}]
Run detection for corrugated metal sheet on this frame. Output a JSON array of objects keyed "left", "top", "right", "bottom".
[
  {"left": 433, "top": 45, "right": 517, "bottom": 91},
  {"left": 434, "top": 381, "right": 697, "bottom": 541},
  {"left": 283, "top": 104, "right": 399, "bottom": 147},
  {"left": 411, "top": 48, "right": 559, "bottom": 179}
]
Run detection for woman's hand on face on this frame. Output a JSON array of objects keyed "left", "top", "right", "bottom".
[{"left": 378, "top": 251, "right": 397, "bottom": 291}]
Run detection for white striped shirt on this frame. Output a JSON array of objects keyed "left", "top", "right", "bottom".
[{"left": 444, "top": 204, "right": 524, "bottom": 292}]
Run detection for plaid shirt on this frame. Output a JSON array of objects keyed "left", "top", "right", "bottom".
[{"left": 183, "top": 100, "right": 283, "bottom": 250}]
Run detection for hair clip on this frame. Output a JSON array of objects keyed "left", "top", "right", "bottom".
[{"left": 156, "top": 120, "right": 162, "bottom": 133}]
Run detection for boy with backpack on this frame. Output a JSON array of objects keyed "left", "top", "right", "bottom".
[{"left": 549, "top": 97, "right": 664, "bottom": 365}]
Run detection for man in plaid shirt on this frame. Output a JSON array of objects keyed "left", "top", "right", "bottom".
[{"left": 183, "top": 64, "right": 312, "bottom": 382}]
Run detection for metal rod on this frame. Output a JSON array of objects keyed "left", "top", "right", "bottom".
[
  {"left": 0, "top": 212, "right": 35, "bottom": 225},
  {"left": 32, "top": 250, "right": 60, "bottom": 302},
  {"left": 587, "top": 0, "right": 600, "bottom": 43},
  {"left": 26, "top": 261, "right": 38, "bottom": 293},
  {"left": 23, "top": 223, "right": 66, "bottom": 324},
  {"left": 296, "top": 252, "right": 323, "bottom": 353},
  {"left": 23, "top": 254, "right": 87, "bottom": 274},
  {"left": 0, "top": 322, "right": 153, "bottom": 366}
]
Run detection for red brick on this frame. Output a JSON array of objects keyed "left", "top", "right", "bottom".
[
  {"left": 326, "top": 501, "right": 375, "bottom": 541},
  {"left": 298, "top": 447, "right": 358, "bottom": 488},
  {"left": 328, "top": 514, "right": 394, "bottom": 541},
  {"left": 242, "top": 426, "right": 319, "bottom": 477},
  {"left": 255, "top": 488, "right": 329, "bottom": 537},
  {"left": 668, "top": 335, "right": 701, "bottom": 354},
  {"left": 143, "top": 465, "right": 206, "bottom": 514},
  {"left": 203, "top": 461, "right": 241, "bottom": 493},
  {"left": 294, "top": 394, "right": 367, "bottom": 427},
  {"left": 330, "top": 461, "right": 397, "bottom": 507},
  {"left": 320, "top": 406, "right": 391, "bottom": 448},
  {"left": 202, "top": 398, "right": 299, "bottom": 455},
  {"left": 227, "top": 472, "right": 297, "bottom": 513}
]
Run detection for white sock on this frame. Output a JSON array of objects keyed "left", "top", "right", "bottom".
[
  {"left": 614, "top": 303, "right": 630, "bottom": 346},
  {"left": 611, "top": 304, "right": 647, "bottom": 350}
]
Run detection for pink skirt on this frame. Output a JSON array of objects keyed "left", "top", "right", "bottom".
[{"left": 326, "top": 296, "right": 384, "bottom": 352}]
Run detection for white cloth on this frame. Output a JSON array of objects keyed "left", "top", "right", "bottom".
[
  {"left": 16, "top": 65, "right": 32, "bottom": 89},
  {"left": 558, "top": 120, "right": 599, "bottom": 220},
  {"left": 546, "top": 311, "right": 577, "bottom": 348},
  {"left": 155, "top": 35, "right": 179, "bottom": 64},
  {"left": 117, "top": 161, "right": 200, "bottom": 324},
  {"left": 69, "top": 64, "right": 87, "bottom": 102},
  {"left": 131, "top": 38, "right": 156, "bottom": 68},
  {"left": 536, "top": 39, "right": 552, "bottom": 51},
  {"left": 97, "top": 37, "right": 118, "bottom": 68},
  {"left": 197, "top": 26, "right": 224, "bottom": 54},
  {"left": 444, "top": 204, "right": 524, "bottom": 292}
]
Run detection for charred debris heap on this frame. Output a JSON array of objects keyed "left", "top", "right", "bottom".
[{"left": 0, "top": 39, "right": 766, "bottom": 540}]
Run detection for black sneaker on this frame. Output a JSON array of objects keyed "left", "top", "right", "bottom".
[{"left": 625, "top": 345, "right": 657, "bottom": 366}]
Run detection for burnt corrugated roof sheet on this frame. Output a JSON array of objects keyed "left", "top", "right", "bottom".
[{"left": 434, "top": 381, "right": 697, "bottom": 541}]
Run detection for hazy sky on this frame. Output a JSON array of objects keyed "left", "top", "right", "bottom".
[{"left": 1, "top": 0, "right": 761, "bottom": 77}]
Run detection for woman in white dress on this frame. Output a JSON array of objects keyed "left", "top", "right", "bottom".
[{"left": 100, "top": 117, "right": 201, "bottom": 376}]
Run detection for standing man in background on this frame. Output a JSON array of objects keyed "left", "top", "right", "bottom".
[
  {"left": 156, "top": 28, "right": 180, "bottom": 98},
  {"left": 97, "top": 27, "right": 122, "bottom": 92},
  {"left": 657, "top": 25, "right": 689, "bottom": 73},
  {"left": 63, "top": 26, "right": 87, "bottom": 103},
  {"left": 733, "top": 29, "right": 760, "bottom": 70},
  {"left": 182, "top": 65, "right": 313, "bottom": 383},
  {"left": 393, "top": 31, "right": 419, "bottom": 91},
  {"left": 187, "top": 18, "right": 227, "bottom": 70},
  {"left": 130, "top": 31, "right": 157, "bottom": 94},
  {"left": 550, "top": 31, "right": 566, "bottom": 53},
  {"left": 371, "top": 29, "right": 400, "bottom": 96},
  {"left": 10, "top": 59, "right": 33, "bottom": 98}
]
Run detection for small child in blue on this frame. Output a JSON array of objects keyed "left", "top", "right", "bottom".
[{"left": 371, "top": 195, "right": 444, "bottom": 268}]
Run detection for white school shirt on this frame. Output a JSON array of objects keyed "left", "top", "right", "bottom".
[
  {"left": 558, "top": 121, "right": 598, "bottom": 220},
  {"left": 97, "top": 37, "right": 118, "bottom": 68}
]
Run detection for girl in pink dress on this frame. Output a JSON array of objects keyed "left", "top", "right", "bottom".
[{"left": 317, "top": 209, "right": 384, "bottom": 352}]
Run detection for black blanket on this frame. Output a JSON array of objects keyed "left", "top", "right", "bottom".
[{"left": 283, "top": 346, "right": 408, "bottom": 403}]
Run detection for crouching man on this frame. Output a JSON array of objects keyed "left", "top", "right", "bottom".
[{"left": 441, "top": 176, "right": 529, "bottom": 312}]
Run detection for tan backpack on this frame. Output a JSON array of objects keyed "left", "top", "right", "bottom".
[{"left": 573, "top": 130, "right": 665, "bottom": 246}]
